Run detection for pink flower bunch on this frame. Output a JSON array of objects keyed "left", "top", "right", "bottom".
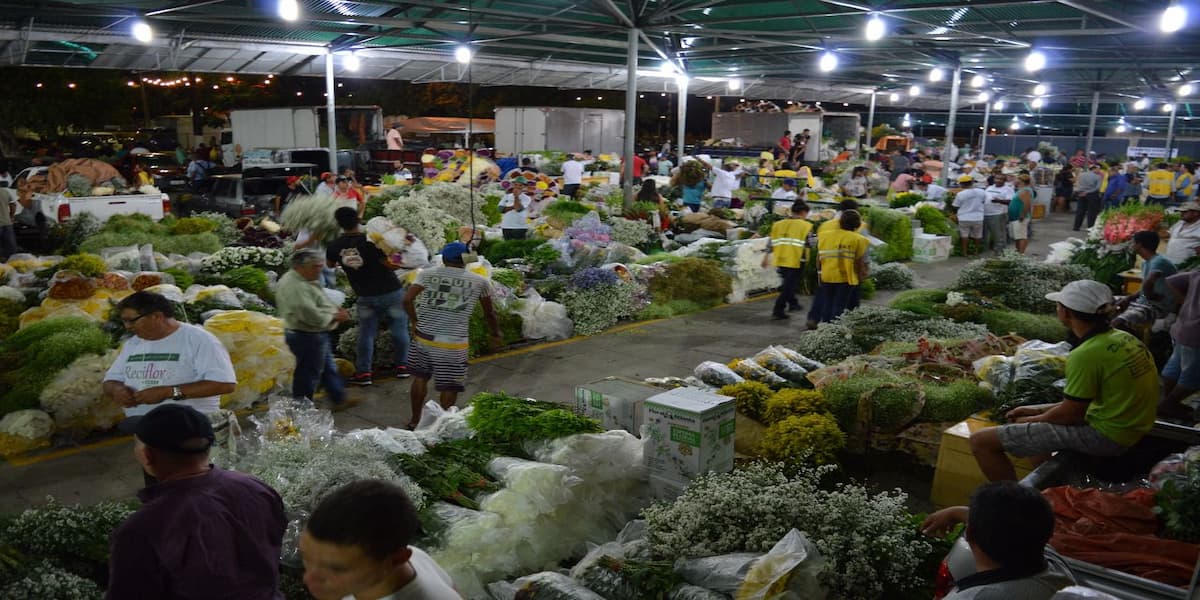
[{"left": 1102, "top": 213, "right": 1162, "bottom": 245}]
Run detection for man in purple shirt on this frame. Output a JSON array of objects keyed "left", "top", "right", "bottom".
[{"left": 106, "top": 404, "right": 287, "bottom": 600}]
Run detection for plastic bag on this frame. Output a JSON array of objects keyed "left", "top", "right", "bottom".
[
  {"left": 487, "top": 581, "right": 519, "bottom": 600},
  {"left": 1050, "top": 587, "right": 1122, "bottom": 600},
  {"left": 344, "top": 427, "right": 427, "bottom": 456},
  {"left": 752, "top": 348, "right": 809, "bottom": 384},
  {"left": 772, "top": 346, "right": 824, "bottom": 372},
  {"left": 570, "top": 541, "right": 640, "bottom": 600},
  {"left": 247, "top": 396, "right": 335, "bottom": 447},
  {"left": 413, "top": 401, "right": 473, "bottom": 445},
  {"left": 0, "top": 263, "right": 16, "bottom": 286},
  {"left": 972, "top": 355, "right": 1014, "bottom": 392},
  {"left": 47, "top": 270, "right": 96, "bottom": 300},
  {"left": 695, "top": 361, "right": 744, "bottom": 387},
  {"left": 1012, "top": 341, "right": 1070, "bottom": 382},
  {"left": 0, "top": 285, "right": 23, "bottom": 304},
  {"left": 480, "top": 457, "right": 581, "bottom": 520},
  {"left": 527, "top": 430, "right": 645, "bottom": 484},
  {"left": 675, "top": 530, "right": 826, "bottom": 600},
  {"left": 101, "top": 246, "right": 141, "bottom": 271},
  {"left": 185, "top": 284, "right": 243, "bottom": 308},
  {"left": 5, "top": 253, "right": 44, "bottom": 273},
  {"left": 131, "top": 271, "right": 173, "bottom": 292},
  {"left": 730, "top": 359, "right": 789, "bottom": 388},
  {"left": 138, "top": 244, "right": 158, "bottom": 271},
  {"left": 668, "top": 585, "right": 729, "bottom": 600},
  {"left": 518, "top": 290, "right": 573, "bottom": 341},
  {"left": 514, "top": 572, "right": 606, "bottom": 600},
  {"left": 97, "top": 271, "right": 131, "bottom": 291}
]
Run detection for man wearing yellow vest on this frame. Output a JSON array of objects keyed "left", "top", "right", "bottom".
[
  {"left": 765, "top": 200, "right": 812, "bottom": 320},
  {"left": 1147, "top": 163, "right": 1175, "bottom": 205},
  {"left": 1175, "top": 164, "right": 1195, "bottom": 204},
  {"left": 810, "top": 210, "right": 869, "bottom": 324}
]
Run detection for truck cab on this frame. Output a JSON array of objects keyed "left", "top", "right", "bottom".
[{"left": 194, "top": 162, "right": 317, "bottom": 217}]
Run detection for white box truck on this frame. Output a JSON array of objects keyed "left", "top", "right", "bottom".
[
  {"left": 494, "top": 107, "right": 626, "bottom": 155},
  {"left": 709, "top": 111, "right": 861, "bottom": 161}
]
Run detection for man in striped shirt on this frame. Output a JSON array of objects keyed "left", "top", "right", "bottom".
[{"left": 402, "top": 242, "right": 500, "bottom": 429}]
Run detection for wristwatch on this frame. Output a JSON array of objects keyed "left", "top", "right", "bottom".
[{"left": 171, "top": 386, "right": 185, "bottom": 401}]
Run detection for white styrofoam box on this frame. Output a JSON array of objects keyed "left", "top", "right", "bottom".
[
  {"left": 574, "top": 377, "right": 662, "bottom": 434},
  {"left": 642, "top": 387, "right": 736, "bottom": 481},
  {"left": 912, "top": 233, "right": 952, "bottom": 263}
]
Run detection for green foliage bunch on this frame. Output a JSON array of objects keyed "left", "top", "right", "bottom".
[
  {"left": 914, "top": 205, "right": 954, "bottom": 236},
  {"left": 466, "top": 392, "right": 603, "bottom": 448},
  {"left": 0, "top": 317, "right": 115, "bottom": 413},
  {"left": 52, "top": 254, "right": 106, "bottom": 278},
  {"left": 220, "top": 266, "right": 270, "bottom": 299},
  {"left": 542, "top": 200, "right": 592, "bottom": 226},
  {"left": 168, "top": 216, "right": 218, "bottom": 235},
  {"left": 864, "top": 207, "right": 913, "bottom": 263},
  {"left": 919, "top": 381, "right": 992, "bottom": 423},
  {"left": 889, "top": 192, "right": 925, "bottom": 209},
  {"left": 888, "top": 289, "right": 949, "bottom": 317},
  {"left": 647, "top": 257, "right": 731, "bottom": 308},
  {"left": 763, "top": 389, "right": 828, "bottom": 424}
]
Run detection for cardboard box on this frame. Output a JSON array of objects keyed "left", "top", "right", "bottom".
[
  {"left": 930, "top": 415, "right": 1035, "bottom": 507},
  {"left": 642, "top": 387, "right": 736, "bottom": 481},
  {"left": 648, "top": 474, "right": 690, "bottom": 501},
  {"left": 912, "top": 233, "right": 951, "bottom": 263},
  {"left": 574, "top": 377, "right": 662, "bottom": 434}
]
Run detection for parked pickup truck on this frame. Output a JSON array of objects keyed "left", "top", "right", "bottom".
[{"left": 940, "top": 420, "right": 1200, "bottom": 599}]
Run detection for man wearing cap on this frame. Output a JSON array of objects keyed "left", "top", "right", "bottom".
[
  {"left": 771, "top": 178, "right": 799, "bottom": 202},
  {"left": 277, "top": 249, "right": 352, "bottom": 407},
  {"left": 970, "top": 280, "right": 1160, "bottom": 481},
  {"left": 403, "top": 242, "right": 500, "bottom": 429},
  {"left": 328, "top": 207, "right": 410, "bottom": 385},
  {"left": 1163, "top": 201, "right": 1200, "bottom": 265},
  {"left": 316, "top": 172, "right": 337, "bottom": 198},
  {"left": 103, "top": 291, "right": 237, "bottom": 424},
  {"left": 953, "top": 176, "right": 987, "bottom": 256},
  {"left": 106, "top": 404, "right": 287, "bottom": 600}
]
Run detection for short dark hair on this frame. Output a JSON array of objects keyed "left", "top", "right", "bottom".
[
  {"left": 1132, "top": 230, "right": 1160, "bottom": 252},
  {"left": 837, "top": 199, "right": 859, "bottom": 212},
  {"left": 790, "top": 200, "right": 810, "bottom": 214},
  {"left": 840, "top": 209, "right": 862, "bottom": 231},
  {"left": 967, "top": 482, "right": 1054, "bottom": 571},
  {"left": 334, "top": 206, "right": 360, "bottom": 230},
  {"left": 116, "top": 291, "right": 175, "bottom": 318},
  {"left": 306, "top": 480, "right": 422, "bottom": 560}
]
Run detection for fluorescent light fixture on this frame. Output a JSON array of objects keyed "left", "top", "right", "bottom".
[
  {"left": 132, "top": 20, "right": 153, "bottom": 43},
  {"left": 1032, "top": 83, "right": 1047, "bottom": 96},
  {"left": 970, "top": 74, "right": 985, "bottom": 88},
  {"left": 865, "top": 14, "right": 885, "bottom": 41},
  {"left": 343, "top": 52, "right": 361, "bottom": 72},
  {"left": 659, "top": 61, "right": 675, "bottom": 74},
  {"left": 1010, "top": 121, "right": 1020, "bottom": 130},
  {"left": 279, "top": 0, "right": 300, "bottom": 21},
  {"left": 1031, "top": 97, "right": 1044, "bottom": 109},
  {"left": 976, "top": 91, "right": 990, "bottom": 102},
  {"left": 1161, "top": 5, "right": 1187, "bottom": 33},
  {"left": 889, "top": 92, "right": 900, "bottom": 102},
  {"left": 455, "top": 45, "right": 472, "bottom": 64},
  {"left": 727, "top": 78, "right": 742, "bottom": 91},
  {"left": 1164, "top": 103, "right": 1176, "bottom": 112},
  {"left": 909, "top": 84, "right": 921, "bottom": 96},
  {"left": 1024, "top": 50, "right": 1046, "bottom": 72},
  {"left": 818, "top": 51, "right": 838, "bottom": 72},
  {"left": 994, "top": 100, "right": 1006, "bottom": 111},
  {"left": 1116, "top": 124, "right": 1128, "bottom": 133},
  {"left": 1134, "top": 98, "right": 1148, "bottom": 110},
  {"left": 929, "top": 67, "right": 945, "bottom": 82},
  {"left": 1180, "top": 83, "right": 1194, "bottom": 96}
]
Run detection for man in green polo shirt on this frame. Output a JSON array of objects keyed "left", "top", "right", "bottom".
[{"left": 970, "top": 280, "right": 1159, "bottom": 481}]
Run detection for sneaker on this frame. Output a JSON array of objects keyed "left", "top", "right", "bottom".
[
  {"left": 347, "top": 372, "right": 373, "bottom": 386},
  {"left": 395, "top": 365, "right": 411, "bottom": 379}
]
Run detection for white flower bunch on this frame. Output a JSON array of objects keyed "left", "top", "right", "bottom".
[
  {"left": 409, "top": 182, "right": 487, "bottom": 228},
  {"left": 280, "top": 195, "right": 358, "bottom": 243},
  {"left": 945, "top": 291, "right": 966, "bottom": 306},
  {"left": 607, "top": 217, "right": 655, "bottom": 247},
  {"left": 561, "top": 280, "right": 642, "bottom": 336},
  {"left": 869, "top": 262, "right": 916, "bottom": 290},
  {"left": 201, "top": 246, "right": 286, "bottom": 274},
  {"left": 792, "top": 323, "right": 861, "bottom": 364},
  {"left": 643, "top": 463, "right": 931, "bottom": 600},
  {"left": 4, "top": 497, "right": 136, "bottom": 563},
  {"left": 39, "top": 349, "right": 124, "bottom": 433},
  {"left": 0, "top": 561, "right": 103, "bottom": 599},
  {"left": 383, "top": 195, "right": 459, "bottom": 252},
  {"left": 0, "top": 409, "right": 54, "bottom": 442}
]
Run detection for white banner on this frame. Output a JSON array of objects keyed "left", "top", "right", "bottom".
[{"left": 1127, "top": 146, "right": 1179, "bottom": 159}]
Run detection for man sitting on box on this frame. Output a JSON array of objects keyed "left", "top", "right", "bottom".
[{"left": 969, "top": 280, "right": 1160, "bottom": 481}]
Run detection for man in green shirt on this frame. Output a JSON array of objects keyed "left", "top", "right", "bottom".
[
  {"left": 277, "top": 249, "right": 352, "bottom": 408},
  {"left": 970, "top": 280, "right": 1159, "bottom": 481}
]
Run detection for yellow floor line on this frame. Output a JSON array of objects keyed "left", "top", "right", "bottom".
[{"left": 6, "top": 292, "right": 783, "bottom": 467}]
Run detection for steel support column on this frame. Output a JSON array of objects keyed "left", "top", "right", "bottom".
[
  {"left": 1085, "top": 91, "right": 1100, "bottom": 156},
  {"left": 941, "top": 66, "right": 961, "bottom": 185},
  {"left": 864, "top": 90, "right": 876, "bottom": 159},
  {"left": 980, "top": 98, "right": 991, "bottom": 157},
  {"left": 324, "top": 51, "right": 338, "bottom": 173},
  {"left": 1166, "top": 102, "right": 1179, "bottom": 160},
  {"left": 677, "top": 75, "right": 687, "bottom": 160},
  {"left": 622, "top": 27, "right": 638, "bottom": 208}
]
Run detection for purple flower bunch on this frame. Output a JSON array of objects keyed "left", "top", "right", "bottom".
[
  {"left": 569, "top": 267, "right": 619, "bottom": 290},
  {"left": 565, "top": 215, "right": 612, "bottom": 245}
]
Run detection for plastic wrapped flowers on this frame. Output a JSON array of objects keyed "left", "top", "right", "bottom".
[{"left": 202, "top": 310, "right": 294, "bottom": 410}]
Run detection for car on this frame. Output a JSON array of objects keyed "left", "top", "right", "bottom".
[
  {"left": 132, "top": 152, "right": 189, "bottom": 192},
  {"left": 191, "top": 162, "right": 316, "bottom": 218}
]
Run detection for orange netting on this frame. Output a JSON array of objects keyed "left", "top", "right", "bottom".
[{"left": 1043, "top": 485, "right": 1198, "bottom": 588}]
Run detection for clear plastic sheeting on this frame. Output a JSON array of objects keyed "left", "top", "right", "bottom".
[
  {"left": 480, "top": 457, "right": 582, "bottom": 522},
  {"left": 694, "top": 361, "right": 744, "bottom": 388},
  {"left": 527, "top": 430, "right": 646, "bottom": 484},
  {"left": 675, "top": 530, "right": 827, "bottom": 600},
  {"left": 668, "top": 585, "right": 730, "bottom": 600},
  {"left": 412, "top": 401, "right": 474, "bottom": 445},
  {"left": 203, "top": 311, "right": 294, "bottom": 410},
  {"left": 344, "top": 427, "right": 427, "bottom": 456},
  {"left": 184, "top": 284, "right": 242, "bottom": 308},
  {"left": 513, "top": 572, "right": 607, "bottom": 600},
  {"left": 515, "top": 289, "right": 573, "bottom": 341}
]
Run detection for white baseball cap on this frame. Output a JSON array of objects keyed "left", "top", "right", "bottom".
[{"left": 1045, "top": 280, "right": 1115, "bottom": 315}]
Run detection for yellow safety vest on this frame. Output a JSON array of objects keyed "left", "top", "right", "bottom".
[
  {"left": 769, "top": 218, "right": 814, "bottom": 269},
  {"left": 1148, "top": 170, "right": 1174, "bottom": 197},
  {"left": 817, "top": 228, "right": 868, "bottom": 285}
]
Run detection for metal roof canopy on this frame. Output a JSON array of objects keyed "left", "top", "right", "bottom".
[{"left": 0, "top": 0, "right": 1196, "bottom": 112}]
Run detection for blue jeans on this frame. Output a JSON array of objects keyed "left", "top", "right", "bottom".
[
  {"left": 807, "top": 282, "right": 855, "bottom": 323},
  {"left": 284, "top": 330, "right": 345, "bottom": 403},
  {"left": 356, "top": 288, "right": 410, "bottom": 373}
]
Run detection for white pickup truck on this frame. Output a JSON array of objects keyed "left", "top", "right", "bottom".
[{"left": 13, "top": 166, "right": 170, "bottom": 227}]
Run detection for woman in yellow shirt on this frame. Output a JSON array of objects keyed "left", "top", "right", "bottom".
[{"left": 808, "top": 210, "right": 869, "bottom": 325}]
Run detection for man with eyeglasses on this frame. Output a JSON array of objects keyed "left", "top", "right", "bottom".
[{"left": 103, "top": 291, "right": 237, "bottom": 432}]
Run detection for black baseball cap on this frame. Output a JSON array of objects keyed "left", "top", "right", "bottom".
[{"left": 134, "top": 404, "right": 215, "bottom": 454}]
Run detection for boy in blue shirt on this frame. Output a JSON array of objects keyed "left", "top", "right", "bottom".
[{"left": 1113, "top": 230, "right": 1178, "bottom": 332}]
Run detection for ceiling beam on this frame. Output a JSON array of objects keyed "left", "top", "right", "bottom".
[{"left": 1054, "top": 0, "right": 1153, "bottom": 33}]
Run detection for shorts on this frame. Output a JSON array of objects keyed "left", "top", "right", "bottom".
[
  {"left": 1162, "top": 343, "right": 1200, "bottom": 389},
  {"left": 958, "top": 220, "right": 984, "bottom": 239},
  {"left": 1114, "top": 298, "right": 1165, "bottom": 329},
  {"left": 408, "top": 336, "right": 469, "bottom": 392},
  {"left": 997, "top": 422, "right": 1128, "bottom": 458},
  {"left": 1008, "top": 219, "right": 1029, "bottom": 240}
]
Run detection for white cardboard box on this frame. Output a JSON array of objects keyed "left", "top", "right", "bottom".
[
  {"left": 648, "top": 474, "right": 690, "bottom": 501},
  {"left": 642, "top": 387, "right": 736, "bottom": 481},
  {"left": 912, "top": 233, "right": 951, "bottom": 263},
  {"left": 574, "top": 377, "right": 662, "bottom": 434}
]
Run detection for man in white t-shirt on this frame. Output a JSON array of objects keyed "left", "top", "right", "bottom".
[
  {"left": 771, "top": 178, "right": 799, "bottom": 202},
  {"left": 983, "top": 173, "right": 1014, "bottom": 255},
  {"left": 914, "top": 180, "right": 947, "bottom": 201},
  {"left": 561, "top": 155, "right": 584, "bottom": 199},
  {"left": 953, "top": 176, "right": 988, "bottom": 256},
  {"left": 103, "top": 291, "right": 237, "bottom": 421},
  {"left": 498, "top": 183, "right": 531, "bottom": 240},
  {"left": 1165, "top": 202, "right": 1200, "bottom": 265},
  {"left": 386, "top": 123, "right": 404, "bottom": 151},
  {"left": 300, "top": 480, "right": 460, "bottom": 600},
  {"left": 710, "top": 161, "right": 744, "bottom": 207}
]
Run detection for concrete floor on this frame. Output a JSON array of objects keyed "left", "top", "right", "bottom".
[{"left": 0, "top": 209, "right": 1082, "bottom": 514}]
